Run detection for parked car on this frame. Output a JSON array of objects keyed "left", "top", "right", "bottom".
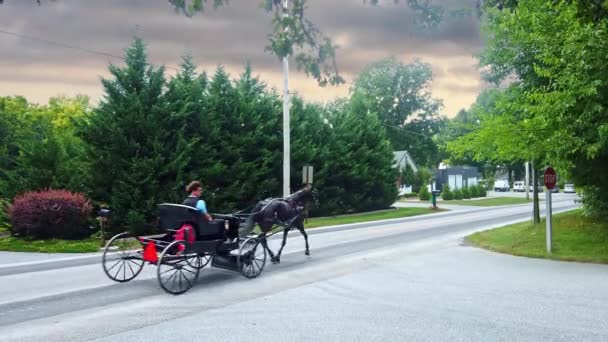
[
  {"left": 564, "top": 184, "right": 576, "bottom": 193},
  {"left": 513, "top": 181, "right": 525, "bottom": 192},
  {"left": 494, "top": 179, "right": 510, "bottom": 192},
  {"left": 530, "top": 184, "right": 545, "bottom": 192}
]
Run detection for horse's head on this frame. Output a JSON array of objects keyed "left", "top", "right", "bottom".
[{"left": 288, "top": 184, "right": 316, "bottom": 207}]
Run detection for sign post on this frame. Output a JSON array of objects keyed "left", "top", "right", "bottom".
[
  {"left": 525, "top": 161, "right": 530, "bottom": 200},
  {"left": 543, "top": 167, "right": 556, "bottom": 253},
  {"left": 302, "top": 166, "right": 313, "bottom": 223}
]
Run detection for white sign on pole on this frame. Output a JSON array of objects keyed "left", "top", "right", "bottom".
[{"left": 302, "top": 166, "right": 313, "bottom": 184}]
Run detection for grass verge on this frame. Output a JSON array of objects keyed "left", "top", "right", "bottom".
[
  {"left": 467, "top": 209, "right": 608, "bottom": 264},
  {"left": 305, "top": 207, "right": 444, "bottom": 228},
  {"left": 443, "top": 197, "right": 532, "bottom": 206},
  {"left": 0, "top": 236, "right": 101, "bottom": 253}
]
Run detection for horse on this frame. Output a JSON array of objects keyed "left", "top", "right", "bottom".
[{"left": 239, "top": 185, "right": 314, "bottom": 264}]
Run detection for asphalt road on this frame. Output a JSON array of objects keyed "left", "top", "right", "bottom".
[{"left": 1, "top": 197, "right": 603, "bottom": 342}]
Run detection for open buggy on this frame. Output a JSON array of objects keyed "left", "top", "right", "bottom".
[{"left": 101, "top": 204, "right": 267, "bottom": 295}]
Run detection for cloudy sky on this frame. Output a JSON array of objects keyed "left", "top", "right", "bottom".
[{"left": 0, "top": 0, "right": 486, "bottom": 117}]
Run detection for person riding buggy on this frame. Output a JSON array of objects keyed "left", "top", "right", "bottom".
[{"left": 182, "top": 180, "right": 238, "bottom": 243}]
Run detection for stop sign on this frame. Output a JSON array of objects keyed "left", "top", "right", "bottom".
[{"left": 544, "top": 167, "right": 556, "bottom": 190}]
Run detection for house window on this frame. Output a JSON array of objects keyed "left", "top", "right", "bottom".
[{"left": 456, "top": 175, "right": 463, "bottom": 189}]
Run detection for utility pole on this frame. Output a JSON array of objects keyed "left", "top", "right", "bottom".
[{"left": 282, "top": 0, "right": 291, "bottom": 198}]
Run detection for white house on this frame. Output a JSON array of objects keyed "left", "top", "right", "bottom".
[{"left": 393, "top": 151, "right": 418, "bottom": 194}]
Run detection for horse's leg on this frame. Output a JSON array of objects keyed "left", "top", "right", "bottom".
[
  {"left": 259, "top": 232, "right": 276, "bottom": 261},
  {"left": 296, "top": 222, "right": 310, "bottom": 256},
  {"left": 273, "top": 228, "right": 289, "bottom": 264}
]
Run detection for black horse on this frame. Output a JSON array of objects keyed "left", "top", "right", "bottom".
[{"left": 239, "top": 185, "right": 314, "bottom": 264}]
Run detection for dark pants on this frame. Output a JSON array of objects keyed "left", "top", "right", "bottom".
[{"left": 226, "top": 218, "right": 240, "bottom": 240}]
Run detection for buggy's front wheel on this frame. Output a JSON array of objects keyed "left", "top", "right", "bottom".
[
  {"left": 186, "top": 254, "right": 211, "bottom": 270},
  {"left": 102, "top": 232, "right": 145, "bottom": 283},
  {"left": 157, "top": 240, "right": 200, "bottom": 295},
  {"left": 237, "top": 237, "right": 266, "bottom": 279}
]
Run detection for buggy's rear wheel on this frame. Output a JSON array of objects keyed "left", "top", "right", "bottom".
[
  {"left": 102, "top": 232, "right": 144, "bottom": 283},
  {"left": 237, "top": 237, "right": 266, "bottom": 279},
  {"left": 157, "top": 240, "right": 200, "bottom": 295}
]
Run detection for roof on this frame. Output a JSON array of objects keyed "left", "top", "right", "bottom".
[{"left": 393, "top": 151, "right": 418, "bottom": 173}]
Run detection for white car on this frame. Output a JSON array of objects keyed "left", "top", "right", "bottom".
[
  {"left": 513, "top": 181, "right": 525, "bottom": 192},
  {"left": 564, "top": 184, "right": 576, "bottom": 193},
  {"left": 494, "top": 179, "right": 510, "bottom": 192}
]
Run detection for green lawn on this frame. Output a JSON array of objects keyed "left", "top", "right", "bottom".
[
  {"left": 443, "top": 197, "right": 532, "bottom": 207},
  {"left": 467, "top": 210, "right": 608, "bottom": 264},
  {"left": 0, "top": 236, "right": 101, "bottom": 253},
  {"left": 305, "top": 207, "right": 444, "bottom": 228}
]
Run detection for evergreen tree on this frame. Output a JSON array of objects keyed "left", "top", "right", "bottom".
[
  {"left": 80, "top": 38, "right": 186, "bottom": 233},
  {"left": 201, "top": 66, "right": 241, "bottom": 211},
  {"left": 290, "top": 97, "right": 335, "bottom": 214},
  {"left": 164, "top": 55, "right": 213, "bottom": 202},
  {"left": 232, "top": 63, "right": 282, "bottom": 207},
  {"left": 322, "top": 94, "right": 398, "bottom": 214}
]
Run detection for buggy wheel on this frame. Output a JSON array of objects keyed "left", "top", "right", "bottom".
[
  {"left": 186, "top": 254, "right": 211, "bottom": 270},
  {"left": 157, "top": 240, "right": 200, "bottom": 295},
  {"left": 102, "top": 232, "right": 144, "bottom": 283},
  {"left": 237, "top": 237, "right": 266, "bottom": 279}
]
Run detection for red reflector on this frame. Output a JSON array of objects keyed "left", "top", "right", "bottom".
[{"left": 143, "top": 241, "right": 158, "bottom": 263}]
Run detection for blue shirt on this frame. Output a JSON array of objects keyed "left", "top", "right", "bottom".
[{"left": 196, "top": 199, "right": 208, "bottom": 214}]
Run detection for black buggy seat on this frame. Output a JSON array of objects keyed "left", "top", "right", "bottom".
[{"left": 158, "top": 203, "right": 225, "bottom": 240}]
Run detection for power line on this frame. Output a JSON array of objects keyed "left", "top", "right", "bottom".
[
  {"left": 0, "top": 28, "right": 181, "bottom": 72},
  {"left": 383, "top": 123, "right": 430, "bottom": 137}
]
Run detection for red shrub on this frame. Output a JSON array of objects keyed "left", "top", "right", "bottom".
[{"left": 8, "top": 189, "right": 93, "bottom": 239}]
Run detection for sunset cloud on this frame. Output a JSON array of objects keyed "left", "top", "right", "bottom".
[{"left": 0, "top": 0, "right": 486, "bottom": 116}]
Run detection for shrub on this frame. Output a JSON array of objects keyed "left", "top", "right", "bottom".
[
  {"left": 399, "top": 192, "right": 418, "bottom": 199},
  {"left": 9, "top": 189, "right": 93, "bottom": 239},
  {"left": 0, "top": 198, "right": 9, "bottom": 230},
  {"left": 470, "top": 185, "right": 479, "bottom": 198},
  {"left": 580, "top": 186, "right": 608, "bottom": 218},
  {"left": 462, "top": 186, "right": 471, "bottom": 199},
  {"left": 454, "top": 189, "right": 464, "bottom": 200},
  {"left": 412, "top": 167, "right": 432, "bottom": 193},
  {"left": 442, "top": 185, "right": 453, "bottom": 201},
  {"left": 419, "top": 186, "right": 430, "bottom": 201},
  {"left": 477, "top": 184, "right": 487, "bottom": 197}
]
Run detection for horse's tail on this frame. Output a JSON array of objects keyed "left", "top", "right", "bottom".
[{"left": 239, "top": 201, "right": 264, "bottom": 237}]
